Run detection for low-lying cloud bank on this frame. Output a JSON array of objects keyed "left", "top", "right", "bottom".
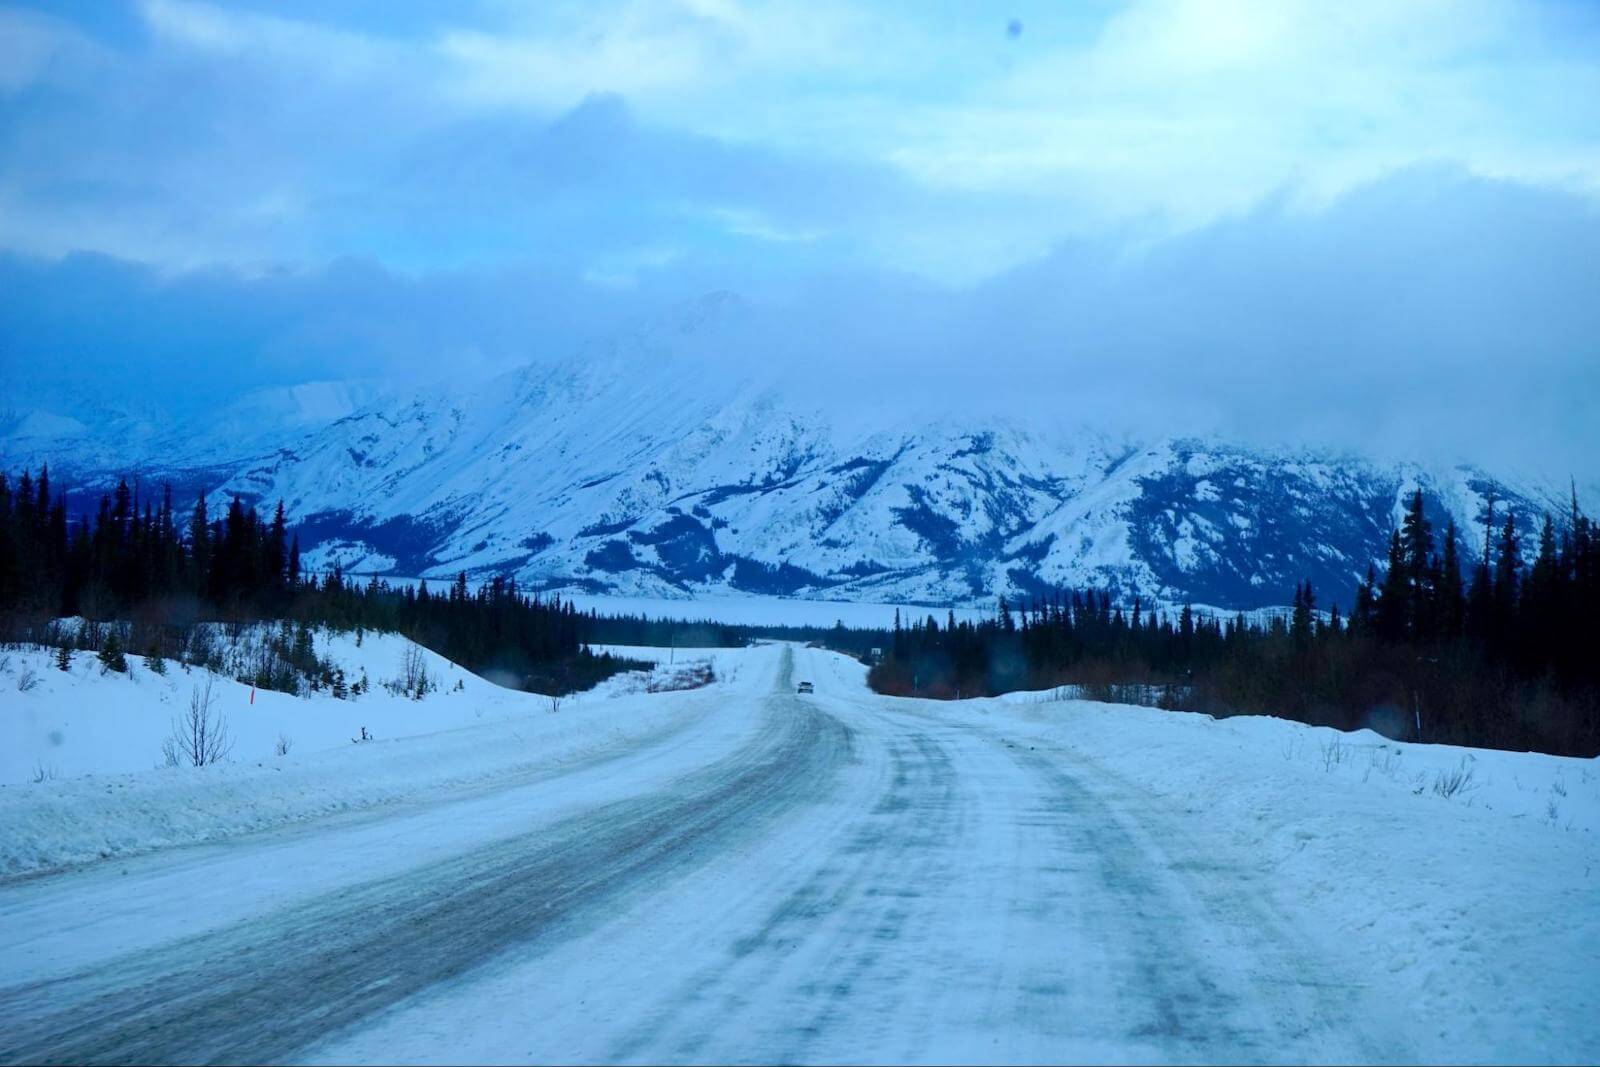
[{"left": 4, "top": 166, "right": 1597, "bottom": 479}]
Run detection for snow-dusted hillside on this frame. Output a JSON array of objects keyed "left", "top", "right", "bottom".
[{"left": 3, "top": 295, "right": 1575, "bottom": 611}]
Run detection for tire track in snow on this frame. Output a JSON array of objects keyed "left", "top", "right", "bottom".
[
  {"left": 601, "top": 725, "right": 966, "bottom": 1063},
  {"left": 925, "top": 706, "right": 1412, "bottom": 1064},
  {"left": 998, "top": 729, "right": 1414, "bottom": 1064}
]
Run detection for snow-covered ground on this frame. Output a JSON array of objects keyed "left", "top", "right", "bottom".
[
  {"left": 3, "top": 629, "right": 526, "bottom": 785},
  {"left": 0, "top": 633, "right": 724, "bottom": 876},
  {"left": 1, "top": 641, "right": 1594, "bottom": 1063}
]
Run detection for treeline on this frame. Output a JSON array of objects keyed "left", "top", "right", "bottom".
[
  {"left": 577, "top": 611, "right": 886, "bottom": 657},
  {"left": 870, "top": 489, "right": 1600, "bottom": 756},
  {"left": 0, "top": 468, "right": 643, "bottom": 694}
]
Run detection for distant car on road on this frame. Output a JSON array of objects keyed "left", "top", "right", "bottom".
[{"left": 796, "top": 681, "right": 814, "bottom": 694}]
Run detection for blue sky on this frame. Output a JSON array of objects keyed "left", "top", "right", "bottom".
[{"left": 2, "top": 0, "right": 1599, "bottom": 472}]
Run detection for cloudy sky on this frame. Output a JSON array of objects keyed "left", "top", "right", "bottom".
[{"left": 3, "top": 0, "right": 1598, "bottom": 473}]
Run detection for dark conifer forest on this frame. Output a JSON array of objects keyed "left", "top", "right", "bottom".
[
  {"left": 870, "top": 488, "right": 1598, "bottom": 756},
  {"left": 0, "top": 468, "right": 648, "bottom": 695}
]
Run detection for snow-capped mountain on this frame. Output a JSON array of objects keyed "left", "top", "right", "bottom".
[{"left": 2, "top": 295, "right": 1575, "bottom": 612}]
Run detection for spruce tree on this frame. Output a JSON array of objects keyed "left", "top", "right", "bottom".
[
  {"left": 1399, "top": 489, "right": 1434, "bottom": 641},
  {"left": 98, "top": 631, "right": 128, "bottom": 673},
  {"left": 1438, "top": 519, "right": 1465, "bottom": 640},
  {"left": 267, "top": 501, "right": 288, "bottom": 592},
  {"left": 1352, "top": 564, "right": 1378, "bottom": 636},
  {"left": 1290, "top": 581, "right": 1312, "bottom": 649},
  {"left": 189, "top": 492, "right": 211, "bottom": 594},
  {"left": 1493, "top": 512, "right": 1521, "bottom": 634},
  {"left": 1376, "top": 530, "right": 1409, "bottom": 641}
]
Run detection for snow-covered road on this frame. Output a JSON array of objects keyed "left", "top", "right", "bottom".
[{"left": 0, "top": 644, "right": 1592, "bottom": 1064}]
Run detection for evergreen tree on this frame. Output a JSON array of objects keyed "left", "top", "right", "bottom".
[
  {"left": 267, "top": 501, "right": 288, "bottom": 592},
  {"left": 1375, "top": 531, "right": 1409, "bottom": 640},
  {"left": 189, "top": 492, "right": 211, "bottom": 593},
  {"left": 1352, "top": 564, "right": 1378, "bottom": 636},
  {"left": 1492, "top": 511, "right": 1521, "bottom": 639},
  {"left": 1290, "top": 582, "right": 1312, "bottom": 649},
  {"left": 1438, "top": 519, "right": 1465, "bottom": 640},
  {"left": 98, "top": 631, "right": 128, "bottom": 673}
]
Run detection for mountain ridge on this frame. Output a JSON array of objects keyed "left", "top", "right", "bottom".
[{"left": 2, "top": 299, "right": 1580, "bottom": 612}]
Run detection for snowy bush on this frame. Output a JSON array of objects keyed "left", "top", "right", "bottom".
[{"left": 646, "top": 660, "right": 716, "bottom": 693}]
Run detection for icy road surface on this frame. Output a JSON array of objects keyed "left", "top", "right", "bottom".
[{"left": 0, "top": 644, "right": 1588, "bottom": 1064}]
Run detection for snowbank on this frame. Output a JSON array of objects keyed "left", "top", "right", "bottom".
[
  {"left": 2, "top": 629, "right": 533, "bottom": 784},
  {"left": 0, "top": 631, "right": 744, "bottom": 878}
]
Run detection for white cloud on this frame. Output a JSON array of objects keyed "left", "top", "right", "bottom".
[
  {"left": 3, "top": 0, "right": 1597, "bottom": 286},
  {"left": 140, "top": 0, "right": 402, "bottom": 80},
  {"left": 852, "top": 0, "right": 1600, "bottom": 230},
  {"left": 689, "top": 205, "right": 822, "bottom": 244}
]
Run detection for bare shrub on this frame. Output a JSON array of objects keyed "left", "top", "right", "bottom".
[
  {"left": 166, "top": 678, "right": 233, "bottom": 767},
  {"left": 1364, "top": 745, "right": 1401, "bottom": 783},
  {"left": 548, "top": 693, "right": 562, "bottom": 714},
  {"left": 1432, "top": 757, "right": 1479, "bottom": 799},
  {"left": 30, "top": 760, "right": 56, "bottom": 783},
  {"left": 274, "top": 732, "right": 294, "bottom": 757},
  {"left": 17, "top": 665, "right": 40, "bottom": 692},
  {"left": 389, "top": 645, "right": 434, "bottom": 700},
  {"left": 1319, "top": 734, "right": 1346, "bottom": 772}
]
